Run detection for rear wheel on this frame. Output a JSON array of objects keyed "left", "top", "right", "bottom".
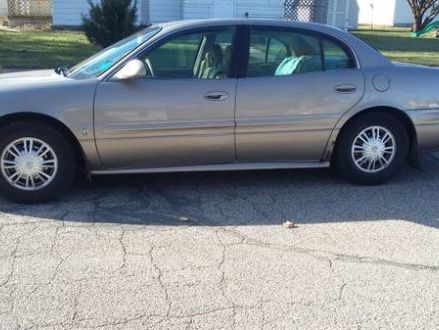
[
  {"left": 333, "top": 112, "right": 409, "bottom": 185},
  {"left": 0, "top": 121, "right": 76, "bottom": 203}
]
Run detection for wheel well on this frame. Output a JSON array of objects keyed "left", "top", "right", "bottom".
[
  {"left": 331, "top": 107, "right": 417, "bottom": 162},
  {"left": 0, "top": 113, "right": 87, "bottom": 171}
]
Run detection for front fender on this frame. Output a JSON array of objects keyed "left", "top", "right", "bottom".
[{"left": 0, "top": 76, "right": 101, "bottom": 169}]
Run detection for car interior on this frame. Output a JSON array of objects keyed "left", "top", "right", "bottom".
[
  {"left": 248, "top": 31, "right": 353, "bottom": 77},
  {"left": 139, "top": 29, "right": 353, "bottom": 80},
  {"left": 142, "top": 32, "right": 232, "bottom": 79}
]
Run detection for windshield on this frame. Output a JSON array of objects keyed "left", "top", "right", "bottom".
[{"left": 68, "top": 27, "right": 161, "bottom": 80}]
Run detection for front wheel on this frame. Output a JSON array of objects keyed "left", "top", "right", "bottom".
[
  {"left": 0, "top": 121, "right": 76, "bottom": 203},
  {"left": 333, "top": 112, "right": 409, "bottom": 185}
]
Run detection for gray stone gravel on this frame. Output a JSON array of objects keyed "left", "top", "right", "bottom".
[{"left": 0, "top": 155, "right": 439, "bottom": 329}]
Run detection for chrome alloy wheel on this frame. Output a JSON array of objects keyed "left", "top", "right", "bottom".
[
  {"left": 351, "top": 126, "right": 396, "bottom": 173},
  {"left": 1, "top": 138, "right": 58, "bottom": 191}
]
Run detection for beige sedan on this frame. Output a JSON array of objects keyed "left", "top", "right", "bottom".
[{"left": 1, "top": 19, "right": 439, "bottom": 203}]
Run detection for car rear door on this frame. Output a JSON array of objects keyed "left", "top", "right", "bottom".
[
  {"left": 94, "top": 27, "right": 238, "bottom": 169},
  {"left": 235, "top": 26, "right": 365, "bottom": 163}
]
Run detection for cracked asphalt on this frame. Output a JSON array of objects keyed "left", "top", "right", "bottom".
[{"left": 0, "top": 155, "right": 439, "bottom": 330}]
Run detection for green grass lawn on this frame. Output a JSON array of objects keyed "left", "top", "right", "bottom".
[
  {"left": 1, "top": 27, "right": 439, "bottom": 69},
  {"left": 0, "top": 30, "right": 98, "bottom": 69},
  {"left": 352, "top": 27, "right": 439, "bottom": 66}
]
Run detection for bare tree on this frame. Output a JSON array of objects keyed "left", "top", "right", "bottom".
[{"left": 406, "top": 0, "right": 439, "bottom": 32}]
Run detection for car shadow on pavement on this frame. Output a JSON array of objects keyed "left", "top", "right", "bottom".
[{"left": 1, "top": 155, "right": 439, "bottom": 229}]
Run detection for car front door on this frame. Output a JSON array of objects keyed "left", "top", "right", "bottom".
[
  {"left": 235, "top": 26, "right": 365, "bottom": 162},
  {"left": 94, "top": 27, "right": 237, "bottom": 169}
]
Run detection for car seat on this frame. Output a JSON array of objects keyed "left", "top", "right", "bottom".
[{"left": 198, "top": 44, "right": 224, "bottom": 79}]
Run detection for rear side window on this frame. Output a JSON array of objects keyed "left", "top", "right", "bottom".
[
  {"left": 267, "top": 38, "right": 289, "bottom": 63},
  {"left": 246, "top": 27, "right": 355, "bottom": 77},
  {"left": 322, "top": 38, "right": 355, "bottom": 71},
  {"left": 248, "top": 34, "right": 290, "bottom": 66}
]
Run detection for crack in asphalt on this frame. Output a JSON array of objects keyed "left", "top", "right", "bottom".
[
  {"left": 1, "top": 162, "right": 439, "bottom": 329},
  {"left": 186, "top": 217, "right": 439, "bottom": 273},
  {"left": 149, "top": 244, "right": 172, "bottom": 318}
]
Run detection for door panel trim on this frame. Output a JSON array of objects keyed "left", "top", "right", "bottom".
[
  {"left": 235, "top": 114, "right": 340, "bottom": 134},
  {"left": 99, "top": 120, "right": 235, "bottom": 137}
]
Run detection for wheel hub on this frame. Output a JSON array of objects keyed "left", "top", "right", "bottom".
[
  {"left": 16, "top": 153, "right": 43, "bottom": 177},
  {"left": 351, "top": 126, "right": 396, "bottom": 173},
  {"left": 364, "top": 139, "right": 386, "bottom": 161},
  {"left": 1, "top": 138, "right": 58, "bottom": 191}
]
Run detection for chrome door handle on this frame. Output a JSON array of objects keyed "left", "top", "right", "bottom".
[
  {"left": 335, "top": 84, "right": 357, "bottom": 94},
  {"left": 204, "top": 91, "right": 229, "bottom": 101}
]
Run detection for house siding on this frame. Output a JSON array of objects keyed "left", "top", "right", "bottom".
[
  {"left": 149, "top": 0, "right": 181, "bottom": 23},
  {"left": 233, "top": 0, "right": 283, "bottom": 19},
  {"left": 393, "top": 0, "right": 412, "bottom": 26},
  {"left": 53, "top": 0, "right": 145, "bottom": 26},
  {"left": 53, "top": 0, "right": 286, "bottom": 26},
  {"left": 348, "top": 0, "right": 359, "bottom": 29},
  {"left": 182, "top": 0, "right": 284, "bottom": 20},
  {"left": 52, "top": 0, "right": 352, "bottom": 28},
  {"left": 149, "top": 0, "right": 285, "bottom": 22},
  {"left": 53, "top": 0, "right": 90, "bottom": 26},
  {"left": 328, "top": 0, "right": 358, "bottom": 29},
  {"left": 182, "top": 1, "right": 212, "bottom": 20},
  {"left": 0, "top": 0, "right": 8, "bottom": 17},
  {"left": 358, "top": 0, "right": 412, "bottom": 26}
]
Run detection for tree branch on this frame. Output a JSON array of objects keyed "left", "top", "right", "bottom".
[{"left": 406, "top": 0, "right": 439, "bottom": 31}]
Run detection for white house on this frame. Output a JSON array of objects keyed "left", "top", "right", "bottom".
[
  {"left": 52, "top": 0, "right": 358, "bottom": 29},
  {"left": 357, "top": 0, "right": 413, "bottom": 26},
  {"left": 328, "top": 0, "right": 359, "bottom": 29}
]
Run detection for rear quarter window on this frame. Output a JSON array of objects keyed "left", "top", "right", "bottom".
[{"left": 322, "top": 38, "right": 355, "bottom": 71}]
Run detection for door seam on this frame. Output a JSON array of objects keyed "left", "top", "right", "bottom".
[
  {"left": 92, "top": 82, "right": 105, "bottom": 167},
  {"left": 233, "top": 78, "right": 239, "bottom": 163}
]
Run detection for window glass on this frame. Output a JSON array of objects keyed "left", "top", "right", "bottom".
[
  {"left": 267, "top": 38, "right": 289, "bottom": 63},
  {"left": 247, "top": 29, "right": 356, "bottom": 77},
  {"left": 322, "top": 38, "right": 355, "bottom": 71},
  {"left": 140, "top": 29, "right": 234, "bottom": 79},
  {"left": 68, "top": 27, "right": 160, "bottom": 80},
  {"left": 248, "top": 29, "right": 322, "bottom": 77},
  {"left": 150, "top": 34, "right": 200, "bottom": 72},
  {"left": 248, "top": 34, "right": 269, "bottom": 65}
]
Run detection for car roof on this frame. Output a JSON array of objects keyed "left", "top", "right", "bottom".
[
  {"left": 157, "top": 18, "right": 343, "bottom": 34},
  {"left": 153, "top": 19, "right": 390, "bottom": 68}
]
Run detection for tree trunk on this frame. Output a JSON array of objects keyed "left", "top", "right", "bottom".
[{"left": 413, "top": 15, "right": 423, "bottom": 32}]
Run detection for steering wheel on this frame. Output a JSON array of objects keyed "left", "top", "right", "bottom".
[{"left": 144, "top": 58, "right": 155, "bottom": 78}]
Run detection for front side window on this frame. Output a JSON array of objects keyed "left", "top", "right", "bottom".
[
  {"left": 247, "top": 28, "right": 355, "bottom": 78},
  {"left": 68, "top": 27, "right": 161, "bottom": 80},
  {"left": 139, "top": 29, "right": 234, "bottom": 79}
]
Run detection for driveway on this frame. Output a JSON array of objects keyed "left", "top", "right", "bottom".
[{"left": 0, "top": 155, "right": 438, "bottom": 329}]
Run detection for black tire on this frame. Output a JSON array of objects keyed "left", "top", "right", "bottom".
[
  {"left": 333, "top": 112, "right": 409, "bottom": 185},
  {"left": 0, "top": 121, "right": 76, "bottom": 203}
]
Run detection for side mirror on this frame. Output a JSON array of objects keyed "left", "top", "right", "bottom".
[{"left": 112, "top": 59, "right": 146, "bottom": 81}]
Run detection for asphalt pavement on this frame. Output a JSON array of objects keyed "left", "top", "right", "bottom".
[{"left": 0, "top": 155, "right": 438, "bottom": 329}]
